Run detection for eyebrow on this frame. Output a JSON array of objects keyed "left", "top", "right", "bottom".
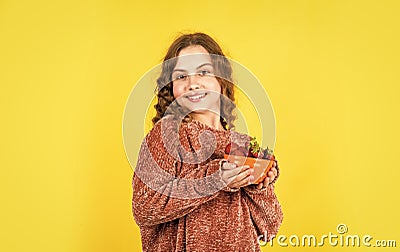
[{"left": 172, "top": 63, "right": 213, "bottom": 73}]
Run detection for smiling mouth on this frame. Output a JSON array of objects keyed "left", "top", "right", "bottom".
[{"left": 186, "top": 92, "right": 207, "bottom": 102}]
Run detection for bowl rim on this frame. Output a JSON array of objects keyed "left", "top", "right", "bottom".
[{"left": 223, "top": 153, "right": 274, "bottom": 161}]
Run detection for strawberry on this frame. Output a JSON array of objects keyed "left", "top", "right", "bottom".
[
  {"left": 237, "top": 147, "right": 248, "bottom": 156},
  {"left": 253, "top": 151, "right": 264, "bottom": 159},
  {"left": 248, "top": 137, "right": 261, "bottom": 157},
  {"left": 227, "top": 137, "right": 274, "bottom": 160},
  {"left": 225, "top": 142, "right": 240, "bottom": 154},
  {"left": 225, "top": 143, "right": 231, "bottom": 154},
  {"left": 263, "top": 147, "right": 274, "bottom": 160}
]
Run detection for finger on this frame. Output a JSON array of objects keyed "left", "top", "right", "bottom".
[
  {"left": 271, "top": 167, "right": 278, "bottom": 177},
  {"left": 230, "top": 173, "right": 254, "bottom": 188},
  {"left": 263, "top": 177, "right": 270, "bottom": 188},
  {"left": 268, "top": 168, "right": 276, "bottom": 177},
  {"left": 268, "top": 171, "right": 275, "bottom": 182},
  {"left": 224, "top": 165, "right": 250, "bottom": 179},
  {"left": 262, "top": 175, "right": 268, "bottom": 185},
  {"left": 223, "top": 167, "right": 251, "bottom": 186},
  {"left": 221, "top": 162, "right": 237, "bottom": 170},
  {"left": 232, "top": 168, "right": 252, "bottom": 183},
  {"left": 257, "top": 182, "right": 263, "bottom": 189},
  {"left": 221, "top": 165, "right": 243, "bottom": 181}
]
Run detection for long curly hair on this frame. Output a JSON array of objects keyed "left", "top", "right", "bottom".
[{"left": 152, "top": 32, "right": 236, "bottom": 130}]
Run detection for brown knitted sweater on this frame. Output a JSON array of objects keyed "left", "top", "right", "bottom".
[{"left": 132, "top": 116, "right": 283, "bottom": 251}]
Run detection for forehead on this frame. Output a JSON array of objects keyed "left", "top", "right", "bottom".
[{"left": 174, "top": 45, "right": 212, "bottom": 70}]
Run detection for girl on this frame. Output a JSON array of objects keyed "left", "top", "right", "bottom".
[{"left": 132, "top": 32, "right": 283, "bottom": 251}]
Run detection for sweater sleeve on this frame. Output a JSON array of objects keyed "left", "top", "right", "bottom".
[
  {"left": 242, "top": 182, "right": 283, "bottom": 242},
  {"left": 132, "top": 118, "right": 226, "bottom": 227}
]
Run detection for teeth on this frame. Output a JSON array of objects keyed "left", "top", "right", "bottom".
[{"left": 187, "top": 93, "right": 206, "bottom": 100}]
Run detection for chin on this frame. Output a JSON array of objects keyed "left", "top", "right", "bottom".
[{"left": 188, "top": 107, "right": 220, "bottom": 116}]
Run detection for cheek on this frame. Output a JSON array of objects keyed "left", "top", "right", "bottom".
[
  {"left": 212, "top": 80, "right": 222, "bottom": 94},
  {"left": 172, "top": 84, "right": 183, "bottom": 99}
]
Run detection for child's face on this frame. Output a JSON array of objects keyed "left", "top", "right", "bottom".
[{"left": 172, "top": 45, "right": 222, "bottom": 114}]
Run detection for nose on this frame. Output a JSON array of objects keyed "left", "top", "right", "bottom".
[{"left": 187, "top": 74, "right": 201, "bottom": 90}]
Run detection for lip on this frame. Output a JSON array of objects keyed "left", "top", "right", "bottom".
[{"left": 185, "top": 92, "right": 207, "bottom": 102}]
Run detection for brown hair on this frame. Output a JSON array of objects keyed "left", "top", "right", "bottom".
[{"left": 152, "top": 32, "right": 236, "bottom": 130}]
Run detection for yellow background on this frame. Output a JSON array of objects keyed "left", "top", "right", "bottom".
[{"left": 1, "top": 0, "right": 399, "bottom": 251}]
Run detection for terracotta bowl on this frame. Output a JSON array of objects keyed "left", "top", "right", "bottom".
[{"left": 223, "top": 154, "right": 275, "bottom": 184}]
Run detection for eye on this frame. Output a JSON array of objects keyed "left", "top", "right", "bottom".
[
  {"left": 175, "top": 74, "right": 187, "bottom": 80},
  {"left": 199, "top": 70, "right": 211, "bottom": 76}
]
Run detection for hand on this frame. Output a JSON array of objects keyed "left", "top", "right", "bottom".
[
  {"left": 221, "top": 161, "right": 254, "bottom": 189},
  {"left": 256, "top": 160, "right": 278, "bottom": 189}
]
